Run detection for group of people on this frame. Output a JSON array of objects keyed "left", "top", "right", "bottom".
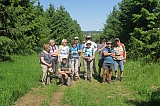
[{"left": 39, "top": 35, "right": 126, "bottom": 86}]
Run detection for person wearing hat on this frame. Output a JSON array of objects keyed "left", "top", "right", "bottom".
[
  {"left": 69, "top": 42, "right": 80, "bottom": 80},
  {"left": 102, "top": 40, "right": 115, "bottom": 84},
  {"left": 82, "top": 41, "right": 95, "bottom": 82},
  {"left": 57, "top": 56, "right": 72, "bottom": 86},
  {"left": 113, "top": 38, "right": 126, "bottom": 82},
  {"left": 74, "top": 37, "right": 82, "bottom": 77},
  {"left": 84, "top": 35, "right": 98, "bottom": 76},
  {"left": 97, "top": 36, "right": 106, "bottom": 78}
]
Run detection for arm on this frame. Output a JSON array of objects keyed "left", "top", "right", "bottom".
[
  {"left": 98, "top": 43, "right": 106, "bottom": 52},
  {"left": 93, "top": 42, "right": 97, "bottom": 53},
  {"left": 65, "top": 68, "right": 71, "bottom": 74},
  {"left": 78, "top": 44, "right": 82, "bottom": 53},
  {"left": 58, "top": 68, "right": 66, "bottom": 75},
  {"left": 82, "top": 52, "right": 88, "bottom": 59},
  {"left": 40, "top": 57, "right": 52, "bottom": 67}
]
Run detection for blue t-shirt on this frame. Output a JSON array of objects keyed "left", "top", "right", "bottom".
[
  {"left": 70, "top": 46, "right": 79, "bottom": 59},
  {"left": 102, "top": 47, "right": 115, "bottom": 64},
  {"left": 76, "top": 43, "right": 82, "bottom": 55},
  {"left": 83, "top": 47, "right": 93, "bottom": 57}
]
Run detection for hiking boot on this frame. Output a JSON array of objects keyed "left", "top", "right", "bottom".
[
  {"left": 42, "top": 82, "right": 46, "bottom": 86},
  {"left": 101, "top": 81, "right": 105, "bottom": 85},
  {"left": 107, "top": 80, "right": 111, "bottom": 84},
  {"left": 120, "top": 77, "right": 123, "bottom": 82},
  {"left": 58, "top": 83, "right": 64, "bottom": 87},
  {"left": 113, "top": 77, "right": 118, "bottom": 82},
  {"left": 73, "top": 77, "right": 76, "bottom": 81},
  {"left": 89, "top": 78, "right": 92, "bottom": 82}
]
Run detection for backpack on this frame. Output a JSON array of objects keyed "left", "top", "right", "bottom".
[
  {"left": 51, "top": 45, "right": 57, "bottom": 52},
  {"left": 84, "top": 47, "right": 93, "bottom": 57},
  {"left": 70, "top": 46, "right": 79, "bottom": 58}
]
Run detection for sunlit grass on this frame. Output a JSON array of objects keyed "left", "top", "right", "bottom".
[
  {"left": 0, "top": 54, "right": 57, "bottom": 106},
  {"left": 61, "top": 57, "right": 160, "bottom": 106}
]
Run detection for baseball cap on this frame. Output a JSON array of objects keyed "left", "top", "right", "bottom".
[
  {"left": 74, "top": 37, "right": 78, "bottom": 40},
  {"left": 106, "top": 40, "right": 112, "bottom": 44},
  {"left": 86, "top": 35, "right": 91, "bottom": 38},
  {"left": 115, "top": 38, "right": 120, "bottom": 41},
  {"left": 86, "top": 41, "right": 91, "bottom": 44},
  {"left": 62, "top": 55, "right": 68, "bottom": 60},
  {"left": 100, "top": 36, "right": 105, "bottom": 39}
]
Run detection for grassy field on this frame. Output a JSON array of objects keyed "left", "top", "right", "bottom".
[
  {"left": 0, "top": 54, "right": 58, "bottom": 106},
  {"left": 61, "top": 59, "right": 160, "bottom": 106},
  {"left": 0, "top": 54, "right": 160, "bottom": 106}
]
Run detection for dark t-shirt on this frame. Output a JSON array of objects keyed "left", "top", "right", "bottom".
[
  {"left": 58, "top": 62, "right": 71, "bottom": 71},
  {"left": 97, "top": 43, "right": 105, "bottom": 59},
  {"left": 40, "top": 51, "right": 52, "bottom": 64}
]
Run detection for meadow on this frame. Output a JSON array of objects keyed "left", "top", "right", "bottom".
[{"left": 0, "top": 54, "right": 160, "bottom": 106}]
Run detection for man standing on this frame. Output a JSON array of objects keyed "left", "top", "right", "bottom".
[
  {"left": 102, "top": 41, "right": 115, "bottom": 84},
  {"left": 49, "top": 39, "right": 58, "bottom": 80},
  {"left": 74, "top": 37, "right": 82, "bottom": 77},
  {"left": 57, "top": 56, "right": 72, "bottom": 86},
  {"left": 84, "top": 35, "right": 98, "bottom": 76},
  {"left": 113, "top": 38, "right": 126, "bottom": 82},
  {"left": 97, "top": 36, "right": 106, "bottom": 78}
]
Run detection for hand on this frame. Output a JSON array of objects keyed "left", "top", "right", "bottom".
[
  {"left": 115, "top": 53, "right": 120, "bottom": 56},
  {"left": 48, "top": 64, "right": 52, "bottom": 67},
  {"left": 58, "top": 58, "right": 60, "bottom": 63},
  {"left": 88, "top": 58, "right": 92, "bottom": 61},
  {"left": 124, "top": 59, "right": 126, "bottom": 64},
  {"left": 65, "top": 73, "right": 68, "bottom": 79},
  {"left": 104, "top": 43, "right": 107, "bottom": 48}
]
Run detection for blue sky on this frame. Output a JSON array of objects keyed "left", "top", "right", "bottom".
[{"left": 38, "top": 0, "right": 122, "bottom": 31}]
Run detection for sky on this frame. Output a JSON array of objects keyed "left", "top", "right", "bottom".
[{"left": 38, "top": 0, "right": 122, "bottom": 31}]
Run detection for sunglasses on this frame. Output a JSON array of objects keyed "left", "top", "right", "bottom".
[{"left": 74, "top": 39, "right": 78, "bottom": 40}]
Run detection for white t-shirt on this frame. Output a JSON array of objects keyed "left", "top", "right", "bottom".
[
  {"left": 84, "top": 40, "right": 97, "bottom": 53},
  {"left": 59, "top": 45, "right": 69, "bottom": 61}
]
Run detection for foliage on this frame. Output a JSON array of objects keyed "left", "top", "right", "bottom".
[
  {"left": 0, "top": 1, "right": 83, "bottom": 61},
  {"left": 0, "top": 54, "right": 41, "bottom": 105},
  {"left": 103, "top": 6, "right": 122, "bottom": 41},
  {"left": 103, "top": 0, "right": 160, "bottom": 62}
]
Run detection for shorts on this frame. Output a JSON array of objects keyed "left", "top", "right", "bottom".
[
  {"left": 98, "top": 58, "right": 104, "bottom": 68},
  {"left": 114, "top": 60, "right": 124, "bottom": 71},
  {"left": 103, "top": 63, "right": 113, "bottom": 71}
]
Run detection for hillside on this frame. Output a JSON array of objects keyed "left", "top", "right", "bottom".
[{"left": 83, "top": 30, "right": 102, "bottom": 35}]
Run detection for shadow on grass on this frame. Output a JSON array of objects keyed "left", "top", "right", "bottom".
[
  {"left": 127, "top": 88, "right": 160, "bottom": 106},
  {"left": 80, "top": 70, "right": 85, "bottom": 80},
  {"left": 92, "top": 73, "right": 102, "bottom": 83}
]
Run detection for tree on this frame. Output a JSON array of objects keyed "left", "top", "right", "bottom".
[{"left": 103, "top": 6, "right": 122, "bottom": 42}]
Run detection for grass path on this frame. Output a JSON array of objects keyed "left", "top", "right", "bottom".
[{"left": 14, "top": 76, "right": 135, "bottom": 106}]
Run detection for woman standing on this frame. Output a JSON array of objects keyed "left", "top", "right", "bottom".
[
  {"left": 58, "top": 39, "right": 69, "bottom": 62},
  {"left": 40, "top": 44, "right": 52, "bottom": 86}
]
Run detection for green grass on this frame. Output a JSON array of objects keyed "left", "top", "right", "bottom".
[
  {"left": 61, "top": 58, "right": 160, "bottom": 106},
  {"left": 0, "top": 53, "right": 160, "bottom": 106},
  {"left": 0, "top": 54, "right": 58, "bottom": 106}
]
